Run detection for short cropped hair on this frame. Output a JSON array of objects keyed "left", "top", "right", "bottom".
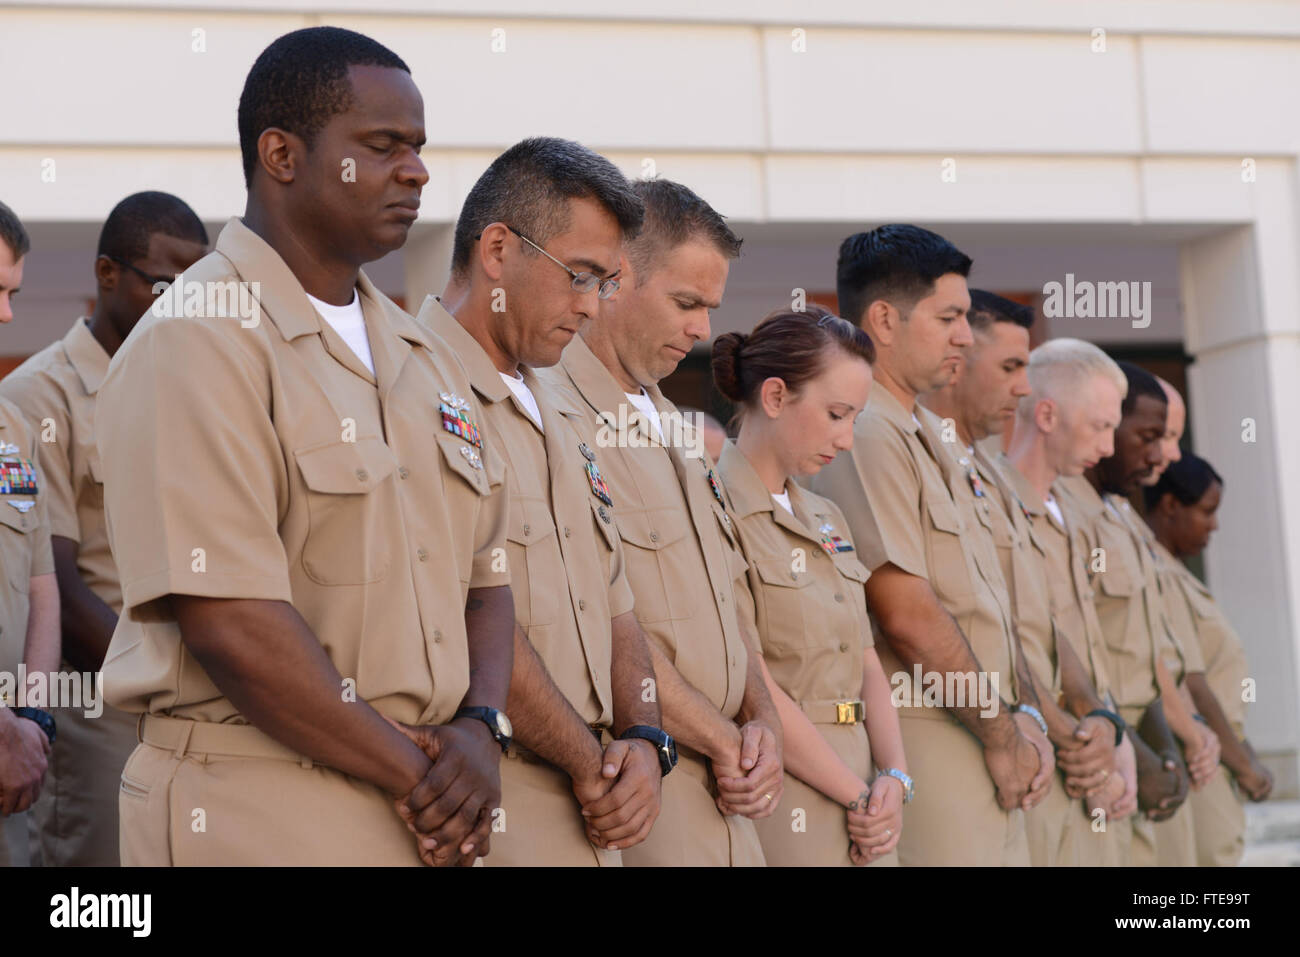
[
  {"left": 97, "top": 192, "right": 208, "bottom": 265},
  {"left": 450, "top": 137, "right": 644, "bottom": 280},
  {"left": 836, "top": 224, "right": 972, "bottom": 326},
  {"left": 1117, "top": 360, "right": 1166, "bottom": 416},
  {"left": 238, "top": 26, "right": 410, "bottom": 188},
  {"left": 0, "top": 201, "right": 30, "bottom": 261},
  {"left": 968, "top": 288, "right": 1034, "bottom": 334},
  {"left": 625, "top": 179, "right": 742, "bottom": 281},
  {"left": 1023, "top": 338, "right": 1127, "bottom": 418}
]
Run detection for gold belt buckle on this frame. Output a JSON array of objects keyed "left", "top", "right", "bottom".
[{"left": 835, "top": 700, "right": 864, "bottom": 724}]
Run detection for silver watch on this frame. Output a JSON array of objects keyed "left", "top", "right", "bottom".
[{"left": 878, "top": 767, "right": 914, "bottom": 804}]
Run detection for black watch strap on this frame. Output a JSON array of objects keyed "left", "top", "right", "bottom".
[
  {"left": 1085, "top": 708, "right": 1125, "bottom": 747},
  {"left": 14, "top": 707, "right": 56, "bottom": 746},
  {"left": 618, "top": 725, "right": 677, "bottom": 777},
  {"left": 453, "top": 706, "right": 511, "bottom": 753}
]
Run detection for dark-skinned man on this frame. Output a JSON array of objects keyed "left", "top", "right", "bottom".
[
  {"left": 1053, "top": 361, "right": 1199, "bottom": 866},
  {"left": 415, "top": 137, "right": 667, "bottom": 865},
  {"left": 0, "top": 202, "right": 62, "bottom": 867},
  {"left": 95, "top": 27, "right": 516, "bottom": 866},
  {"left": 0, "top": 192, "right": 208, "bottom": 867},
  {"left": 811, "top": 226, "right": 1048, "bottom": 866},
  {"left": 920, "top": 294, "right": 1127, "bottom": 865},
  {"left": 539, "top": 178, "right": 782, "bottom": 866}
]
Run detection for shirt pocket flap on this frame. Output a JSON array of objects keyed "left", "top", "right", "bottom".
[
  {"left": 755, "top": 556, "right": 813, "bottom": 589},
  {"left": 506, "top": 497, "right": 557, "bottom": 546},
  {"left": 0, "top": 501, "right": 37, "bottom": 534},
  {"left": 927, "top": 498, "right": 963, "bottom": 534},
  {"left": 615, "top": 506, "right": 691, "bottom": 551},
  {"left": 294, "top": 437, "right": 396, "bottom": 494},
  {"left": 1095, "top": 568, "right": 1137, "bottom": 598},
  {"left": 833, "top": 554, "right": 871, "bottom": 584},
  {"left": 434, "top": 432, "right": 492, "bottom": 496}
]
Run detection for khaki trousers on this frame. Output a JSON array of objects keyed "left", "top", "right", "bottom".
[
  {"left": 120, "top": 715, "right": 422, "bottom": 866},
  {"left": 1190, "top": 771, "right": 1245, "bottom": 867},
  {"left": 622, "top": 745, "right": 763, "bottom": 866},
  {"left": 895, "top": 711, "right": 1029, "bottom": 866},
  {"left": 31, "top": 702, "right": 138, "bottom": 865},
  {"left": 481, "top": 748, "right": 620, "bottom": 867}
]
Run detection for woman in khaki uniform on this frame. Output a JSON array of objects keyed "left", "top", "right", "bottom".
[
  {"left": 712, "top": 306, "right": 908, "bottom": 866},
  {"left": 1143, "top": 453, "right": 1273, "bottom": 866}
]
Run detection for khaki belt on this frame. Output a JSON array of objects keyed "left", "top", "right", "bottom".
[
  {"left": 139, "top": 714, "right": 314, "bottom": 768},
  {"left": 799, "top": 698, "right": 865, "bottom": 725}
]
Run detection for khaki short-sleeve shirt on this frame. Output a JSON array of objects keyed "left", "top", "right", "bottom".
[
  {"left": 720, "top": 441, "right": 872, "bottom": 706},
  {"left": 1150, "top": 545, "right": 1248, "bottom": 734},
  {"left": 96, "top": 218, "right": 510, "bottom": 727},
  {"left": 1135, "top": 517, "right": 1206, "bottom": 677},
  {"left": 1053, "top": 476, "right": 1167, "bottom": 715},
  {"left": 540, "top": 335, "right": 748, "bottom": 718},
  {"left": 973, "top": 445, "right": 1059, "bottom": 697},
  {"left": 0, "top": 317, "right": 121, "bottom": 611},
  {"left": 0, "top": 396, "right": 54, "bottom": 681},
  {"left": 418, "top": 298, "right": 631, "bottom": 727},
  {"left": 810, "top": 384, "right": 1017, "bottom": 710}
]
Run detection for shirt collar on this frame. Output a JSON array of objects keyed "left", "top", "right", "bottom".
[
  {"left": 416, "top": 295, "right": 510, "bottom": 404},
  {"left": 61, "top": 316, "right": 111, "bottom": 395},
  {"left": 866, "top": 380, "right": 921, "bottom": 436}
]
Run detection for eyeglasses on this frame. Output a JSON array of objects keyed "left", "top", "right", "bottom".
[
  {"left": 489, "top": 225, "right": 621, "bottom": 300},
  {"left": 109, "top": 256, "right": 174, "bottom": 291}
]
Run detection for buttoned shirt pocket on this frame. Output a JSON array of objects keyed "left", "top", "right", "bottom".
[
  {"left": 924, "top": 498, "right": 973, "bottom": 600},
  {"left": 753, "top": 556, "right": 816, "bottom": 649},
  {"left": 0, "top": 503, "right": 37, "bottom": 594},
  {"left": 615, "top": 506, "right": 692, "bottom": 623},
  {"left": 293, "top": 436, "right": 398, "bottom": 586},
  {"left": 505, "top": 496, "right": 559, "bottom": 628}
]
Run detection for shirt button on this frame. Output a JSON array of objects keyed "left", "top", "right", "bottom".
[
  {"left": 578, "top": 599, "right": 587, "bottom": 611},
  {"left": 433, "top": 629, "right": 443, "bottom": 643},
  {"left": 523, "top": 524, "right": 530, "bottom": 536},
  {"left": 398, "top": 466, "right": 409, "bottom": 480},
  {"left": 417, "top": 548, "right": 429, "bottom": 562},
  {"left": 564, "top": 527, "right": 571, "bottom": 538},
  {"left": 649, "top": 532, "right": 659, "bottom": 542},
  {"left": 356, "top": 468, "right": 368, "bottom": 482},
  {"left": 789, "top": 571, "right": 798, "bottom": 581},
  {"left": 834, "top": 594, "right": 844, "bottom": 603},
  {"left": 839, "top": 642, "right": 849, "bottom": 652}
]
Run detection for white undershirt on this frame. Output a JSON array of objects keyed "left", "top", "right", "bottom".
[
  {"left": 625, "top": 390, "right": 664, "bottom": 441},
  {"left": 500, "top": 371, "right": 543, "bottom": 430},
  {"left": 772, "top": 490, "right": 794, "bottom": 515},
  {"left": 1044, "top": 493, "right": 1065, "bottom": 526},
  {"left": 307, "top": 291, "right": 375, "bottom": 376}
]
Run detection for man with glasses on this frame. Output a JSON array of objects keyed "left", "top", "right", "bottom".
[
  {"left": 416, "top": 137, "right": 672, "bottom": 865},
  {"left": 0, "top": 192, "right": 207, "bottom": 866}
]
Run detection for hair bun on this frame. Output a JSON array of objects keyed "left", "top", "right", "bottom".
[{"left": 710, "top": 332, "right": 747, "bottom": 401}]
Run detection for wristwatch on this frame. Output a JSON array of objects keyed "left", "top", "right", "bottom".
[
  {"left": 618, "top": 725, "right": 677, "bottom": 777},
  {"left": 453, "top": 706, "right": 512, "bottom": 753},
  {"left": 878, "top": 767, "right": 914, "bottom": 804},
  {"left": 1085, "top": 708, "right": 1126, "bottom": 747},
  {"left": 14, "top": 707, "right": 56, "bottom": 746}
]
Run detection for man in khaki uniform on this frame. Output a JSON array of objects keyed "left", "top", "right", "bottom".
[
  {"left": 1143, "top": 453, "right": 1272, "bottom": 865},
  {"left": 1053, "top": 361, "right": 1202, "bottom": 866},
  {"left": 812, "top": 226, "right": 1044, "bottom": 866},
  {"left": 96, "top": 28, "right": 516, "bottom": 867},
  {"left": 922, "top": 294, "right": 1127, "bottom": 867},
  {"left": 0, "top": 192, "right": 208, "bottom": 866},
  {"left": 0, "top": 202, "right": 62, "bottom": 866},
  {"left": 416, "top": 137, "right": 667, "bottom": 866},
  {"left": 541, "top": 179, "right": 781, "bottom": 866},
  {"left": 1000, "top": 338, "right": 1142, "bottom": 866}
]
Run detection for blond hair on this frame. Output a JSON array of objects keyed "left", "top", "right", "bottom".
[{"left": 1021, "top": 338, "right": 1127, "bottom": 420}]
